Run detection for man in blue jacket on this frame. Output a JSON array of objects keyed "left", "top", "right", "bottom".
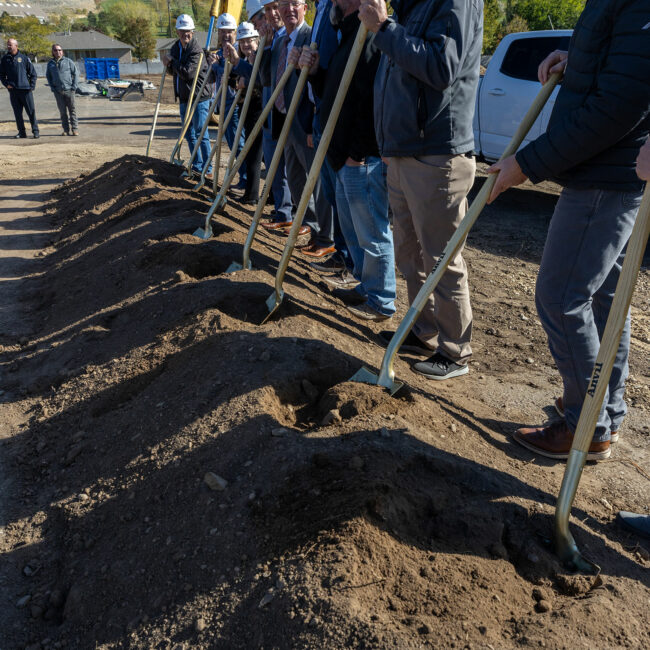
[
  {"left": 0, "top": 38, "right": 39, "bottom": 139},
  {"left": 46, "top": 43, "right": 79, "bottom": 136},
  {"left": 487, "top": 0, "right": 650, "bottom": 461},
  {"left": 360, "top": 0, "right": 483, "bottom": 378}
]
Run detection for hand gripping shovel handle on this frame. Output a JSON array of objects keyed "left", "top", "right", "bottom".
[
  {"left": 213, "top": 60, "right": 233, "bottom": 193},
  {"left": 169, "top": 51, "right": 205, "bottom": 163},
  {"left": 555, "top": 183, "right": 650, "bottom": 573},
  {"left": 146, "top": 67, "right": 167, "bottom": 157},
  {"left": 354, "top": 71, "right": 562, "bottom": 392},
  {"left": 234, "top": 42, "right": 317, "bottom": 271},
  {"left": 187, "top": 83, "right": 224, "bottom": 178},
  {"left": 197, "top": 59, "right": 299, "bottom": 236},
  {"left": 224, "top": 36, "right": 268, "bottom": 181},
  {"left": 264, "top": 26, "right": 369, "bottom": 320}
]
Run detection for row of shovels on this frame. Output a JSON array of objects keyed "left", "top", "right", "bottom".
[{"left": 144, "top": 20, "right": 650, "bottom": 575}]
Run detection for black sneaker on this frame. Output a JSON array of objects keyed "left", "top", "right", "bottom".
[
  {"left": 412, "top": 352, "right": 469, "bottom": 381},
  {"left": 331, "top": 287, "right": 366, "bottom": 306},
  {"left": 33, "top": 133, "right": 40, "bottom": 139},
  {"left": 378, "top": 330, "right": 433, "bottom": 356},
  {"left": 14, "top": 133, "right": 27, "bottom": 139},
  {"left": 322, "top": 270, "right": 358, "bottom": 289},
  {"left": 309, "top": 254, "right": 346, "bottom": 273}
]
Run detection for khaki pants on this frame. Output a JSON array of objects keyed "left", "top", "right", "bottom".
[{"left": 387, "top": 154, "right": 475, "bottom": 363}]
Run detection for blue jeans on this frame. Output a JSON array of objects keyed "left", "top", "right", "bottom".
[
  {"left": 335, "top": 158, "right": 396, "bottom": 316},
  {"left": 179, "top": 99, "right": 212, "bottom": 174},
  {"left": 224, "top": 104, "right": 246, "bottom": 182},
  {"left": 536, "top": 187, "right": 642, "bottom": 442},
  {"left": 313, "top": 113, "right": 351, "bottom": 268},
  {"left": 262, "top": 126, "right": 292, "bottom": 222}
]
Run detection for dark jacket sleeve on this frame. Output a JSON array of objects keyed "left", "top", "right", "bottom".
[
  {"left": 26, "top": 56, "right": 37, "bottom": 89},
  {"left": 517, "top": 0, "right": 650, "bottom": 183},
  {"left": 372, "top": 0, "right": 479, "bottom": 91},
  {"left": 0, "top": 58, "right": 7, "bottom": 87},
  {"left": 259, "top": 46, "right": 272, "bottom": 88},
  {"left": 172, "top": 44, "right": 201, "bottom": 83}
]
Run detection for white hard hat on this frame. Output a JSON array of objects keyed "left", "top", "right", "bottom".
[
  {"left": 217, "top": 13, "right": 237, "bottom": 30},
  {"left": 175, "top": 14, "right": 195, "bottom": 30},
  {"left": 261, "top": 0, "right": 278, "bottom": 6},
  {"left": 236, "top": 22, "right": 259, "bottom": 41},
  {"left": 246, "top": 0, "right": 264, "bottom": 19}
]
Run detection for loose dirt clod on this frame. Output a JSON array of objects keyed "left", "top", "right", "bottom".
[{"left": 1, "top": 155, "right": 648, "bottom": 649}]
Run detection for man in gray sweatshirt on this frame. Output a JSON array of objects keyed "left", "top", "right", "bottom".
[{"left": 46, "top": 44, "right": 79, "bottom": 135}]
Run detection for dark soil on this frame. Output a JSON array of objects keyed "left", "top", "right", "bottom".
[{"left": 0, "top": 155, "right": 648, "bottom": 649}]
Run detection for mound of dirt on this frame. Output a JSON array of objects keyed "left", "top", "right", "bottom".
[{"left": 1, "top": 155, "right": 648, "bottom": 649}]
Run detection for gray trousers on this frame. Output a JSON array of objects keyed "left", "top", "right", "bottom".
[
  {"left": 284, "top": 123, "right": 334, "bottom": 248},
  {"left": 54, "top": 89, "right": 77, "bottom": 132},
  {"left": 387, "top": 154, "right": 476, "bottom": 363},
  {"left": 536, "top": 187, "right": 642, "bottom": 442}
]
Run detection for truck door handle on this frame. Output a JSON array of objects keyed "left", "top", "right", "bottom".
[{"left": 487, "top": 88, "right": 505, "bottom": 96}]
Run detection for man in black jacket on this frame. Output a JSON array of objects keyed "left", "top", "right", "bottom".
[
  {"left": 487, "top": 0, "right": 650, "bottom": 461},
  {"left": 162, "top": 14, "right": 213, "bottom": 176},
  {"left": 296, "top": 0, "right": 396, "bottom": 321},
  {"left": 0, "top": 38, "right": 39, "bottom": 139}
]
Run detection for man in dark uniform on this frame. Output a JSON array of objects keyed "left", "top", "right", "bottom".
[{"left": 0, "top": 38, "right": 39, "bottom": 139}]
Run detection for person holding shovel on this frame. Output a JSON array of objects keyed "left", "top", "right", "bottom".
[
  {"left": 162, "top": 14, "right": 214, "bottom": 178},
  {"left": 359, "top": 0, "right": 483, "bottom": 379},
  {"left": 487, "top": 0, "right": 650, "bottom": 461},
  {"left": 295, "top": 0, "right": 396, "bottom": 322}
]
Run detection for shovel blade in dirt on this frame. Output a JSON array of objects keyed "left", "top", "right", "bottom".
[
  {"left": 263, "top": 289, "right": 284, "bottom": 323},
  {"left": 193, "top": 223, "right": 213, "bottom": 240},
  {"left": 349, "top": 366, "right": 404, "bottom": 396}
]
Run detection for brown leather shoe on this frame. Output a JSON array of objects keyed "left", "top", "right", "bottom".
[
  {"left": 554, "top": 396, "right": 618, "bottom": 442},
  {"left": 300, "top": 245, "right": 336, "bottom": 258},
  {"left": 513, "top": 420, "right": 610, "bottom": 461},
  {"left": 261, "top": 220, "right": 293, "bottom": 230}
]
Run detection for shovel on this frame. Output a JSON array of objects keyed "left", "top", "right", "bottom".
[
  {"left": 221, "top": 36, "right": 268, "bottom": 187},
  {"left": 169, "top": 51, "right": 206, "bottom": 165},
  {"left": 209, "top": 60, "right": 233, "bottom": 193},
  {"left": 227, "top": 43, "right": 317, "bottom": 274},
  {"left": 555, "top": 183, "right": 649, "bottom": 573},
  {"left": 145, "top": 67, "right": 167, "bottom": 157},
  {"left": 193, "top": 58, "right": 301, "bottom": 239},
  {"left": 182, "top": 82, "right": 223, "bottom": 178},
  {"left": 263, "top": 25, "right": 368, "bottom": 322},
  {"left": 349, "top": 72, "right": 561, "bottom": 395}
]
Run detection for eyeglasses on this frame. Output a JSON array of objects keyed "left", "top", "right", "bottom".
[
  {"left": 278, "top": 1, "right": 305, "bottom": 8},
  {"left": 53, "top": 48, "right": 62, "bottom": 51}
]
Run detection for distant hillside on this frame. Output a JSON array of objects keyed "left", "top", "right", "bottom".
[{"left": 37, "top": 0, "right": 96, "bottom": 14}]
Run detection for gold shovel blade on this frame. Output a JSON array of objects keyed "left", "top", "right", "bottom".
[
  {"left": 263, "top": 290, "right": 284, "bottom": 324},
  {"left": 193, "top": 224, "right": 212, "bottom": 240},
  {"left": 225, "top": 261, "right": 243, "bottom": 274},
  {"left": 349, "top": 366, "right": 404, "bottom": 396}
]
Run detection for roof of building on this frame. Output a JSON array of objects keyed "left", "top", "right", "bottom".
[
  {"left": 46, "top": 31, "right": 133, "bottom": 51},
  {"left": 0, "top": 1, "right": 48, "bottom": 19}
]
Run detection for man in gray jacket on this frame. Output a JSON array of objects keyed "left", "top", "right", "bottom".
[
  {"left": 360, "top": 0, "right": 483, "bottom": 380},
  {"left": 46, "top": 44, "right": 79, "bottom": 136}
]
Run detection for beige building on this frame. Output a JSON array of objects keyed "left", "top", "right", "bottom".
[{"left": 46, "top": 31, "right": 133, "bottom": 65}]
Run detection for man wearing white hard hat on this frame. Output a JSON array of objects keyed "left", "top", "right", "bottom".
[
  {"left": 162, "top": 14, "right": 213, "bottom": 177},
  {"left": 229, "top": 0, "right": 293, "bottom": 224},
  {"left": 235, "top": 22, "right": 265, "bottom": 203},
  {"left": 211, "top": 13, "right": 247, "bottom": 189}
]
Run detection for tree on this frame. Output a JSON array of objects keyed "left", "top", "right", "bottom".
[
  {"left": 0, "top": 14, "right": 51, "bottom": 60},
  {"left": 118, "top": 15, "right": 156, "bottom": 60}
]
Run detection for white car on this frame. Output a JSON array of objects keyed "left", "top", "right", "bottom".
[{"left": 473, "top": 30, "right": 573, "bottom": 162}]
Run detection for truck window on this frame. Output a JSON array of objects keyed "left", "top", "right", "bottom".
[{"left": 500, "top": 36, "right": 571, "bottom": 82}]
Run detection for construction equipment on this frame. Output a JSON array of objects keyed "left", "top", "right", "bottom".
[
  {"left": 222, "top": 35, "right": 268, "bottom": 190},
  {"left": 263, "top": 26, "right": 368, "bottom": 322},
  {"left": 181, "top": 83, "right": 224, "bottom": 178},
  {"left": 555, "top": 183, "right": 649, "bottom": 573},
  {"left": 193, "top": 60, "right": 300, "bottom": 239},
  {"left": 349, "top": 72, "right": 561, "bottom": 394},
  {"left": 145, "top": 68, "right": 166, "bottom": 157},
  {"left": 226, "top": 42, "right": 317, "bottom": 274},
  {"left": 169, "top": 51, "right": 205, "bottom": 165}
]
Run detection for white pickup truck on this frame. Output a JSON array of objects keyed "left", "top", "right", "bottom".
[{"left": 473, "top": 30, "right": 572, "bottom": 162}]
